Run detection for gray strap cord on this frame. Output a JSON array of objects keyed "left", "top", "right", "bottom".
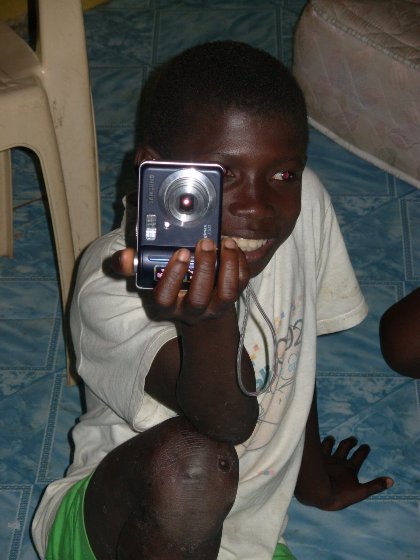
[{"left": 236, "top": 281, "right": 279, "bottom": 397}]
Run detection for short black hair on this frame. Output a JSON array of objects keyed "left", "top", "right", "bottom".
[{"left": 143, "top": 40, "right": 308, "bottom": 157}]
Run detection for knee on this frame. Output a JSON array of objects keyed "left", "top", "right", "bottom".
[
  {"left": 86, "top": 417, "right": 239, "bottom": 559},
  {"left": 150, "top": 417, "right": 239, "bottom": 511}
]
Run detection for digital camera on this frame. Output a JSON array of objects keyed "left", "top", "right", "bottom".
[{"left": 135, "top": 161, "right": 224, "bottom": 290}]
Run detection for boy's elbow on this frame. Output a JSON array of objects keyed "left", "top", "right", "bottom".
[
  {"left": 218, "top": 408, "right": 258, "bottom": 445},
  {"left": 184, "top": 400, "right": 259, "bottom": 446},
  {"left": 206, "top": 422, "right": 256, "bottom": 446}
]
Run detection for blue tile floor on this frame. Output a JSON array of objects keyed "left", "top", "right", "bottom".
[{"left": 1, "top": 1, "right": 419, "bottom": 559}]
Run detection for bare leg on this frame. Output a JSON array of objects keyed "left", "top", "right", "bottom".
[{"left": 84, "top": 416, "right": 239, "bottom": 559}]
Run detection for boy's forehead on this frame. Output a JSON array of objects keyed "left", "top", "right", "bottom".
[{"left": 175, "top": 107, "right": 307, "bottom": 160}]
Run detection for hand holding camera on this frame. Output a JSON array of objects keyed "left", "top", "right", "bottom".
[
  {"left": 110, "top": 234, "right": 249, "bottom": 325},
  {"left": 150, "top": 235, "right": 249, "bottom": 325}
]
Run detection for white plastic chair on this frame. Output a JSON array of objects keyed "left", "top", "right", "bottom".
[{"left": 0, "top": 0, "right": 101, "bottom": 310}]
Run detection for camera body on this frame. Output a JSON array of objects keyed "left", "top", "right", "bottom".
[{"left": 135, "top": 161, "right": 224, "bottom": 290}]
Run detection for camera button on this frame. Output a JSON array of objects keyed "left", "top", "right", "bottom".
[{"left": 145, "top": 214, "right": 157, "bottom": 241}]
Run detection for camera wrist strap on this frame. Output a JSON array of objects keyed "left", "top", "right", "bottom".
[{"left": 236, "top": 281, "right": 279, "bottom": 397}]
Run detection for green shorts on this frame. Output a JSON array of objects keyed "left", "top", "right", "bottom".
[
  {"left": 46, "top": 474, "right": 95, "bottom": 560},
  {"left": 46, "top": 474, "right": 296, "bottom": 560},
  {"left": 273, "top": 543, "right": 297, "bottom": 559}
]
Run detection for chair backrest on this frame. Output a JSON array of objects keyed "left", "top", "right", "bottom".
[
  {"left": 36, "top": 0, "right": 91, "bottom": 122},
  {"left": 35, "top": 0, "right": 101, "bottom": 257}
]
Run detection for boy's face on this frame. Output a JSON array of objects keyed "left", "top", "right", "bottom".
[{"left": 163, "top": 107, "right": 307, "bottom": 278}]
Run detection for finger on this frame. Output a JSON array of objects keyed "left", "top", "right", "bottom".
[
  {"left": 185, "top": 239, "right": 217, "bottom": 309},
  {"left": 216, "top": 238, "right": 240, "bottom": 302},
  {"left": 321, "top": 435, "right": 335, "bottom": 456},
  {"left": 360, "top": 476, "right": 394, "bottom": 499},
  {"left": 325, "top": 476, "right": 394, "bottom": 511},
  {"left": 349, "top": 443, "right": 371, "bottom": 472},
  {"left": 109, "top": 249, "right": 136, "bottom": 277},
  {"left": 153, "top": 248, "right": 191, "bottom": 308},
  {"left": 237, "top": 246, "right": 250, "bottom": 293},
  {"left": 333, "top": 436, "right": 358, "bottom": 459}
]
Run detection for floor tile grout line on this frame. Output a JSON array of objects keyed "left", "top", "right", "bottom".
[
  {"left": 415, "top": 380, "right": 420, "bottom": 422},
  {"left": 151, "top": 8, "right": 160, "bottom": 65},
  {"left": 0, "top": 278, "right": 58, "bottom": 282},
  {"left": 35, "top": 374, "right": 64, "bottom": 485},
  {"left": 400, "top": 198, "right": 416, "bottom": 281},
  {"left": 45, "top": 298, "right": 64, "bottom": 372},
  {"left": 8, "top": 486, "right": 32, "bottom": 560},
  {"left": 316, "top": 373, "right": 408, "bottom": 378}
]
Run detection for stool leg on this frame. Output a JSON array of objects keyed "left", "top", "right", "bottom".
[{"left": 0, "top": 149, "right": 13, "bottom": 257}]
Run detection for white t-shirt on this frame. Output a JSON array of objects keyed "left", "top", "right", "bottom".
[{"left": 32, "top": 168, "right": 367, "bottom": 559}]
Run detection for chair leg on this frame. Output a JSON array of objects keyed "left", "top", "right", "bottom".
[
  {"left": 0, "top": 82, "right": 77, "bottom": 381},
  {"left": 36, "top": 154, "right": 75, "bottom": 310},
  {"left": 36, "top": 135, "right": 78, "bottom": 385},
  {"left": 0, "top": 149, "right": 13, "bottom": 257}
]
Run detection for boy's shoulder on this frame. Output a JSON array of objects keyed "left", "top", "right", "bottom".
[
  {"left": 302, "top": 167, "right": 329, "bottom": 200},
  {"left": 301, "top": 167, "right": 332, "bottom": 220}
]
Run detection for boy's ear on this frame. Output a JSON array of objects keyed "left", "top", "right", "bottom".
[{"left": 134, "top": 145, "right": 161, "bottom": 166}]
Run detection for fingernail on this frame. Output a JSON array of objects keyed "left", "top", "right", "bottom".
[
  {"left": 177, "top": 248, "right": 190, "bottom": 262},
  {"left": 200, "top": 238, "right": 214, "bottom": 251},
  {"left": 223, "top": 238, "right": 236, "bottom": 249},
  {"left": 385, "top": 478, "right": 394, "bottom": 489}
]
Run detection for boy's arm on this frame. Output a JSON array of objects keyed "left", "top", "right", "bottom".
[
  {"left": 144, "top": 306, "right": 258, "bottom": 444},
  {"left": 113, "top": 240, "right": 259, "bottom": 445},
  {"left": 177, "top": 303, "right": 258, "bottom": 443},
  {"left": 295, "top": 386, "right": 393, "bottom": 510}
]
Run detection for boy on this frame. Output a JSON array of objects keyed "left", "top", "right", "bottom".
[{"left": 32, "top": 41, "right": 393, "bottom": 560}]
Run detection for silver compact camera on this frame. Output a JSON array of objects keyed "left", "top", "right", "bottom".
[{"left": 135, "top": 161, "right": 224, "bottom": 290}]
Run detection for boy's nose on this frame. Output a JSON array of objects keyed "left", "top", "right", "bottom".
[{"left": 228, "top": 178, "right": 274, "bottom": 219}]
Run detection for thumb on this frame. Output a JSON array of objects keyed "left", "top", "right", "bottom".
[
  {"left": 361, "top": 476, "right": 394, "bottom": 499},
  {"left": 105, "top": 249, "right": 136, "bottom": 277}
]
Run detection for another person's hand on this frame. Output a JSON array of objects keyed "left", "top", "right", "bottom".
[
  {"left": 316, "top": 435, "right": 394, "bottom": 511},
  {"left": 109, "top": 237, "right": 250, "bottom": 325}
]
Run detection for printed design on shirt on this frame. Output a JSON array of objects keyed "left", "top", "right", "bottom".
[
  {"left": 241, "top": 295, "right": 304, "bottom": 452},
  {"left": 258, "top": 467, "right": 276, "bottom": 476}
]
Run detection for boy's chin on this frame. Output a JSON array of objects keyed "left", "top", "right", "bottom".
[{"left": 242, "top": 239, "right": 277, "bottom": 278}]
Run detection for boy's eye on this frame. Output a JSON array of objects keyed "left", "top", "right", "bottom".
[
  {"left": 273, "top": 170, "right": 296, "bottom": 182},
  {"left": 223, "top": 167, "right": 235, "bottom": 178}
]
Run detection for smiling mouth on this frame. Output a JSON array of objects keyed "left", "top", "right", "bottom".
[{"left": 221, "top": 235, "right": 270, "bottom": 253}]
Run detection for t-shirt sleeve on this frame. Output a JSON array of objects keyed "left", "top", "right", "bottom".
[
  {"left": 70, "top": 228, "right": 178, "bottom": 428},
  {"left": 314, "top": 182, "right": 368, "bottom": 335}
]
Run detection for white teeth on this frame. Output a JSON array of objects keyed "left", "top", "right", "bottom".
[{"left": 222, "top": 236, "right": 269, "bottom": 252}]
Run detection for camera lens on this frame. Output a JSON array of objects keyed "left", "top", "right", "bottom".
[
  {"left": 179, "top": 194, "right": 195, "bottom": 213},
  {"left": 159, "top": 168, "right": 216, "bottom": 227}
]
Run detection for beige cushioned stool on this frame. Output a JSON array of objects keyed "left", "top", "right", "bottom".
[{"left": 293, "top": 0, "right": 420, "bottom": 189}]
